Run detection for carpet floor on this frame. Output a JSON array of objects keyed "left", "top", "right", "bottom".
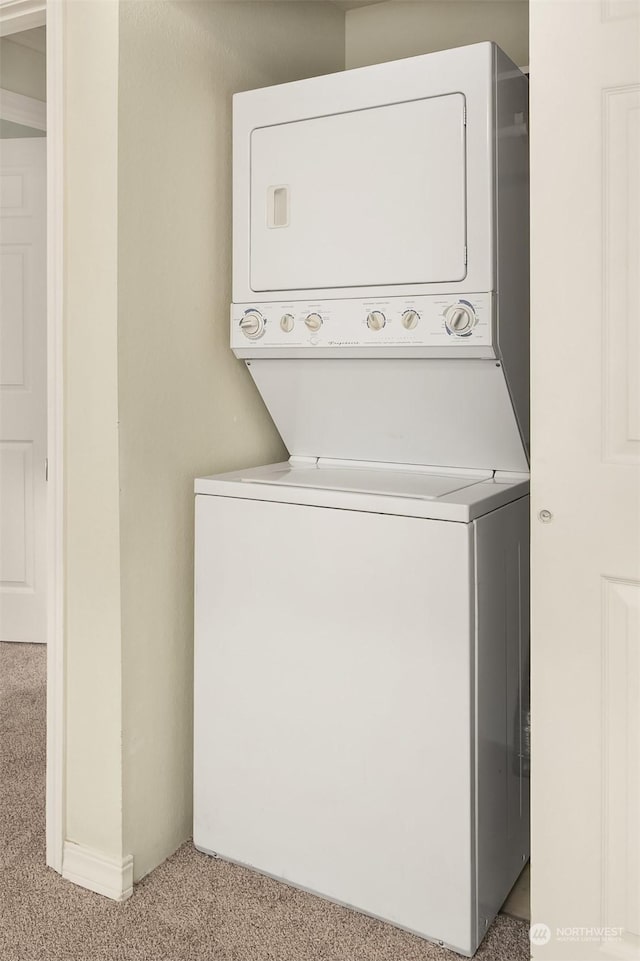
[{"left": 0, "top": 642, "right": 530, "bottom": 961}]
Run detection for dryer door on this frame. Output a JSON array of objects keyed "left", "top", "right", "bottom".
[{"left": 250, "top": 93, "right": 467, "bottom": 293}]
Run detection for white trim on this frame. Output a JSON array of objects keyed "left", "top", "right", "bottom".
[
  {"left": 0, "top": 88, "right": 46, "bottom": 130},
  {"left": 44, "top": 0, "right": 64, "bottom": 877},
  {"left": 0, "top": 0, "right": 45, "bottom": 36},
  {"left": 62, "top": 842, "right": 134, "bottom": 902}
]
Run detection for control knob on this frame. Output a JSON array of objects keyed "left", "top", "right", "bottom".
[
  {"left": 366, "top": 310, "right": 386, "bottom": 331},
  {"left": 444, "top": 303, "right": 476, "bottom": 336},
  {"left": 401, "top": 309, "right": 419, "bottom": 330},
  {"left": 239, "top": 310, "right": 265, "bottom": 340},
  {"left": 280, "top": 313, "right": 295, "bottom": 333},
  {"left": 305, "top": 312, "right": 323, "bottom": 332}
]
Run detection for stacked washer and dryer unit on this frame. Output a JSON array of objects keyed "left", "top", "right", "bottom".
[{"left": 194, "top": 43, "right": 530, "bottom": 958}]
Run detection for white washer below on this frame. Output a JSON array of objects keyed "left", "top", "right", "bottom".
[{"left": 193, "top": 462, "right": 530, "bottom": 957}]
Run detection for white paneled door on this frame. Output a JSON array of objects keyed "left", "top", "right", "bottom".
[
  {"left": 0, "top": 138, "right": 46, "bottom": 643},
  {"left": 531, "top": 2, "right": 640, "bottom": 960}
]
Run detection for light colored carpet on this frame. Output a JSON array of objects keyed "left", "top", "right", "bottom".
[{"left": 0, "top": 642, "right": 530, "bottom": 961}]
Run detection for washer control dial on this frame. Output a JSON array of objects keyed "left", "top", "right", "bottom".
[
  {"left": 401, "top": 309, "right": 419, "bottom": 330},
  {"left": 366, "top": 310, "right": 386, "bottom": 331},
  {"left": 444, "top": 303, "right": 476, "bottom": 336},
  {"left": 305, "top": 312, "right": 323, "bottom": 332},
  {"left": 280, "top": 313, "right": 295, "bottom": 333},
  {"left": 239, "top": 309, "right": 265, "bottom": 340}
]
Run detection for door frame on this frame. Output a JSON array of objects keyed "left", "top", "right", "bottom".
[{"left": 0, "top": 0, "right": 65, "bottom": 874}]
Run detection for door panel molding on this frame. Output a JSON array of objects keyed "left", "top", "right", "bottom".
[
  {"left": 602, "top": 84, "right": 640, "bottom": 464},
  {"left": 0, "top": 440, "right": 33, "bottom": 588},
  {"left": 601, "top": 1, "right": 640, "bottom": 23},
  {"left": 0, "top": 248, "right": 26, "bottom": 388},
  {"left": 602, "top": 576, "right": 640, "bottom": 953}
]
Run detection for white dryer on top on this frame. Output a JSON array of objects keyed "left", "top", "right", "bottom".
[{"left": 230, "top": 41, "right": 530, "bottom": 473}]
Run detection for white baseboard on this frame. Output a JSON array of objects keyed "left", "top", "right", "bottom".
[{"left": 62, "top": 841, "right": 134, "bottom": 901}]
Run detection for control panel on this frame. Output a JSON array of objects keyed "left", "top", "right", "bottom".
[{"left": 230, "top": 294, "right": 493, "bottom": 351}]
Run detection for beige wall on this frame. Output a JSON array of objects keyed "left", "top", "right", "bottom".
[
  {"left": 346, "top": 0, "right": 528, "bottom": 70},
  {"left": 0, "top": 33, "right": 46, "bottom": 102},
  {"left": 61, "top": 0, "right": 532, "bottom": 897},
  {"left": 64, "top": 0, "right": 123, "bottom": 859},
  {"left": 64, "top": 0, "right": 344, "bottom": 885}
]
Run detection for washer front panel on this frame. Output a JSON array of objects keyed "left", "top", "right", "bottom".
[{"left": 194, "top": 494, "right": 475, "bottom": 953}]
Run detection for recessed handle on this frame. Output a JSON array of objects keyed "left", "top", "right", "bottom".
[{"left": 267, "top": 185, "right": 289, "bottom": 228}]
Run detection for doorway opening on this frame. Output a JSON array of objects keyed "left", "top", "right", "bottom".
[{"left": 0, "top": 3, "right": 64, "bottom": 875}]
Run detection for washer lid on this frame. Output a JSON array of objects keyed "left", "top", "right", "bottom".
[
  {"left": 195, "top": 462, "right": 530, "bottom": 523},
  {"left": 242, "top": 465, "right": 488, "bottom": 501}
]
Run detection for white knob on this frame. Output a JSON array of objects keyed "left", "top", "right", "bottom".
[
  {"left": 305, "top": 312, "right": 323, "bottom": 332},
  {"left": 444, "top": 303, "right": 476, "bottom": 335},
  {"left": 239, "top": 310, "right": 265, "bottom": 339},
  {"left": 366, "top": 310, "right": 386, "bottom": 331},
  {"left": 280, "top": 313, "right": 295, "bottom": 333},
  {"left": 401, "top": 309, "right": 419, "bottom": 330}
]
